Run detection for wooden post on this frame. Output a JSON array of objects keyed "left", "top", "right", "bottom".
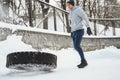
[
  {"left": 53, "top": 8, "right": 57, "bottom": 31},
  {"left": 65, "top": 14, "right": 71, "bottom": 33},
  {"left": 94, "top": 20, "right": 97, "bottom": 35},
  {"left": 112, "top": 21, "right": 116, "bottom": 36}
]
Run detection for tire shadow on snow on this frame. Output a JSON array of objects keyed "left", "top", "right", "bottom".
[{"left": 2, "top": 70, "right": 54, "bottom": 77}]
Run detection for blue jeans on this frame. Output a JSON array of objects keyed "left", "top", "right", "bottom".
[{"left": 71, "top": 29, "right": 85, "bottom": 60}]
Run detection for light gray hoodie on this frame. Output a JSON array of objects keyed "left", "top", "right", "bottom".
[{"left": 69, "top": 6, "right": 90, "bottom": 32}]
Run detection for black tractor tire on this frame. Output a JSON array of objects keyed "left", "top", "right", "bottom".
[{"left": 6, "top": 52, "right": 57, "bottom": 71}]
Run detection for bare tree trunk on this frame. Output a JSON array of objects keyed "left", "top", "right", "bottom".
[
  {"left": 83, "top": 0, "right": 87, "bottom": 10},
  {"left": 96, "top": 0, "right": 101, "bottom": 18},
  {"left": 76, "top": 0, "right": 79, "bottom": 6},
  {"left": 92, "top": 0, "right": 97, "bottom": 18},
  {"left": 27, "top": 0, "right": 33, "bottom": 27},
  {"left": 41, "top": 0, "right": 49, "bottom": 29},
  {"left": 32, "top": 1, "right": 36, "bottom": 26},
  {"left": 88, "top": 0, "right": 92, "bottom": 17},
  {"left": 3, "top": 0, "right": 10, "bottom": 17},
  {"left": 61, "top": 0, "right": 71, "bottom": 33}
]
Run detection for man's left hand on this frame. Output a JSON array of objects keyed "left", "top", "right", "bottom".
[{"left": 87, "top": 27, "right": 92, "bottom": 35}]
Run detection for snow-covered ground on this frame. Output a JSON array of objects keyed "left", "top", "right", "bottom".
[
  {"left": 0, "top": 16, "right": 120, "bottom": 80},
  {"left": 0, "top": 34, "right": 120, "bottom": 80}
]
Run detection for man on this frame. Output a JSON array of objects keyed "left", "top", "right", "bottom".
[{"left": 67, "top": 0, "right": 92, "bottom": 68}]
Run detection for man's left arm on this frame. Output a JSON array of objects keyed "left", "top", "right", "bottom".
[{"left": 77, "top": 8, "right": 92, "bottom": 35}]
